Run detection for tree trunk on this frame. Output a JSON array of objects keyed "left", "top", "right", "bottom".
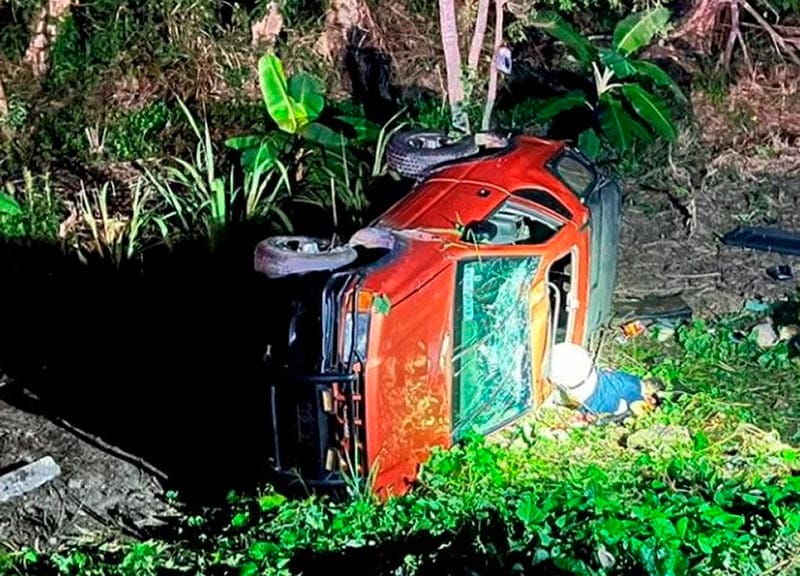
[
  {"left": 481, "top": 0, "right": 504, "bottom": 131},
  {"left": 24, "top": 0, "right": 75, "bottom": 76},
  {"left": 438, "top": 0, "right": 469, "bottom": 133},
  {"left": 0, "top": 77, "right": 7, "bottom": 118},
  {"left": 468, "top": 0, "right": 491, "bottom": 72}
]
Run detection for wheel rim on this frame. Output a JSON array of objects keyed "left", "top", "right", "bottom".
[
  {"left": 408, "top": 133, "right": 448, "bottom": 150},
  {"left": 273, "top": 238, "right": 329, "bottom": 254}
]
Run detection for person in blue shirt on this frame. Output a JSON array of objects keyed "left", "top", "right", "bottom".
[{"left": 546, "top": 342, "right": 658, "bottom": 420}]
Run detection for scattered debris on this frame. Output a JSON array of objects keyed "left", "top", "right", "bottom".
[
  {"left": 619, "top": 320, "right": 648, "bottom": 342},
  {"left": 613, "top": 293, "right": 693, "bottom": 342},
  {"left": 752, "top": 321, "right": 779, "bottom": 347},
  {"left": 767, "top": 264, "right": 793, "bottom": 281},
  {"left": 0, "top": 456, "right": 61, "bottom": 504},
  {"left": 722, "top": 226, "right": 800, "bottom": 256},
  {"left": 614, "top": 293, "right": 693, "bottom": 324},
  {"left": 744, "top": 299, "right": 772, "bottom": 314},
  {"left": 780, "top": 324, "right": 800, "bottom": 342}
]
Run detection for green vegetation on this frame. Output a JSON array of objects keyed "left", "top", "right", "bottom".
[
  {"left": 3, "top": 312, "right": 800, "bottom": 574},
  {"left": 523, "top": 7, "right": 685, "bottom": 159}
]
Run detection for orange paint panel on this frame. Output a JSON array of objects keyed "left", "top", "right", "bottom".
[{"left": 363, "top": 267, "right": 454, "bottom": 498}]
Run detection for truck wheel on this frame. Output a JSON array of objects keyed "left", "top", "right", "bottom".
[
  {"left": 385, "top": 130, "right": 479, "bottom": 179},
  {"left": 254, "top": 236, "right": 358, "bottom": 278}
]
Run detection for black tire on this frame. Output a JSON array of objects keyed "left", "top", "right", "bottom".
[
  {"left": 254, "top": 236, "right": 358, "bottom": 279},
  {"left": 385, "top": 130, "right": 479, "bottom": 179}
]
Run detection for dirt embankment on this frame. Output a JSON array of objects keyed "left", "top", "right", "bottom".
[
  {"left": 0, "top": 387, "right": 176, "bottom": 550},
  {"left": 617, "top": 68, "right": 800, "bottom": 317}
]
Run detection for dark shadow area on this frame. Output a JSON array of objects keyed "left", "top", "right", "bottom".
[
  {"left": 284, "top": 511, "right": 606, "bottom": 576},
  {"left": 0, "top": 228, "right": 279, "bottom": 507},
  {"left": 0, "top": 167, "right": 414, "bottom": 512}
]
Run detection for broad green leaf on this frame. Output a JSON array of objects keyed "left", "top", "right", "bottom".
[
  {"left": 258, "top": 492, "right": 287, "bottom": 511},
  {"left": 287, "top": 72, "right": 325, "bottom": 121},
  {"left": 600, "top": 49, "right": 637, "bottom": 79},
  {"left": 237, "top": 132, "right": 291, "bottom": 172},
  {"left": 528, "top": 12, "right": 596, "bottom": 66},
  {"left": 578, "top": 128, "right": 601, "bottom": 159},
  {"left": 0, "top": 191, "right": 22, "bottom": 216},
  {"left": 248, "top": 541, "right": 280, "bottom": 561},
  {"left": 300, "top": 122, "right": 346, "bottom": 149},
  {"left": 231, "top": 512, "right": 250, "bottom": 528},
  {"left": 334, "top": 114, "right": 381, "bottom": 145},
  {"left": 224, "top": 135, "right": 263, "bottom": 151},
  {"left": 242, "top": 144, "right": 277, "bottom": 173},
  {"left": 535, "top": 90, "right": 590, "bottom": 121},
  {"left": 599, "top": 93, "right": 650, "bottom": 152},
  {"left": 621, "top": 83, "right": 677, "bottom": 141},
  {"left": 630, "top": 60, "right": 687, "bottom": 102},
  {"left": 613, "top": 7, "right": 671, "bottom": 56},
  {"left": 258, "top": 54, "right": 309, "bottom": 133}
]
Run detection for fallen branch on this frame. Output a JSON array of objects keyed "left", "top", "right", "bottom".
[
  {"left": 670, "top": 0, "right": 800, "bottom": 70},
  {"left": 740, "top": 0, "right": 800, "bottom": 64},
  {"left": 52, "top": 413, "right": 169, "bottom": 483},
  {"left": 6, "top": 386, "right": 168, "bottom": 483}
]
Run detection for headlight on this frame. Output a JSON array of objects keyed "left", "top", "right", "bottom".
[
  {"left": 342, "top": 311, "right": 370, "bottom": 361},
  {"left": 341, "top": 290, "right": 373, "bottom": 362}
]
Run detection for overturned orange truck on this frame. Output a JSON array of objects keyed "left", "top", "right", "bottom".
[{"left": 254, "top": 131, "right": 621, "bottom": 498}]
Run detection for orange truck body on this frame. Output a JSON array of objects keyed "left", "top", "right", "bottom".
[{"left": 260, "top": 135, "right": 621, "bottom": 498}]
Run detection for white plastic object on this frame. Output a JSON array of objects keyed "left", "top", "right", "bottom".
[{"left": 496, "top": 46, "right": 512, "bottom": 75}]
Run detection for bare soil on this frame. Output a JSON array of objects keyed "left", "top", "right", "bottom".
[
  {"left": 616, "top": 70, "right": 800, "bottom": 317},
  {"left": 0, "top": 386, "right": 177, "bottom": 551}
]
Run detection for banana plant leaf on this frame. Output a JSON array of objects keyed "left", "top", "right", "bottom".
[
  {"left": 230, "top": 132, "right": 292, "bottom": 172},
  {"left": 300, "top": 122, "right": 347, "bottom": 149},
  {"left": 287, "top": 72, "right": 325, "bottom": 122},
  {"left": 599, "top": 93, "right": 652, "bottom": 152},
  {"left": 612, "top": 7, "right": 671, "bottom": 56},
  {"left": 600, "top": 49, "right": 637, "bottom": 79},
  {"left": 333, "top": 115, "right": 381, "bottom": 145},
  {"left": 528, "top": 12, "right": 597, "bottom": 66},
  {"left": 629, "top": 60, "right": 687, "bottom": 103},
  {"left": 535, "top": 90, "right": 590, "bottom": 121},
  {"left": 258, "top": 54, "right": 313, "bottom": 133},
  {"left": 0, "top": 192, "right": 22, "bottom": 216},
  {"left": 621, "top": 83, "right": 677, "bottom": 141},
  {"left": 578, "top": 128, "right": 601, "bottom": 160}
]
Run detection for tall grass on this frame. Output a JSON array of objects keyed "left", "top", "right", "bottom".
[
  {"left": 74, "top": 178, "right": 168, "bottom": 266},
  {"left": 142, "top": 98, "right": 293, "bottom": 249}
]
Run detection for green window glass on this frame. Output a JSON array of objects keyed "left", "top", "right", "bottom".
[{"left": 452, "top": 255, "right": 540, "bottom": 440}]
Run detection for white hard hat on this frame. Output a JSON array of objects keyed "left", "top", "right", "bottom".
[{"left": 549, "top": 342, "right": 596, "bottom": 390}]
